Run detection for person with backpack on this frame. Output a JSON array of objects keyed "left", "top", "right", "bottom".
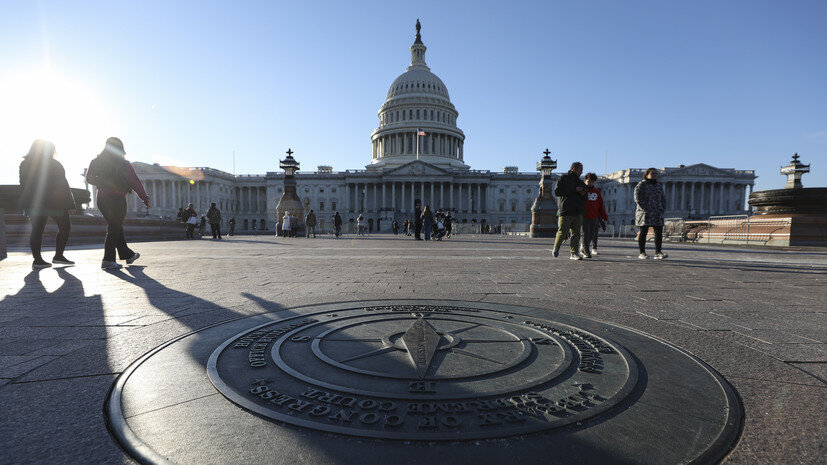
[
  {"left": 18, "top": 139, "right": 76, "bottom": 269},
  {"left": 206, "top": 202, "right": 222, "bottom": 239},
  {"left": 85, "top": 137, "right": 150, "bottom": 269}
]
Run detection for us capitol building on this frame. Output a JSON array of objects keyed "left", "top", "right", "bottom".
[{"left": 108, "top": 22, "right": 756, "bottom": 233}]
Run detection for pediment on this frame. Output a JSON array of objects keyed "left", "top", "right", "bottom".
[
  {"left": 382, "top": 160, "right": 453, "bottom": 177},
  {"left": 666, "top": 163, "right": 730, "bottom": 178}
]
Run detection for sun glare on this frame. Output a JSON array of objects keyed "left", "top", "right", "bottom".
[{"left": 0, "top": 70, "right": 114, "bottom": 185}]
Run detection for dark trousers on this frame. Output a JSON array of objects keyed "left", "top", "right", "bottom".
[
  {"left": 415, "top": 222, "right": 422, "bottom": 239},
  {"left": 186, "top": 224, "right": 195, "bottom": 239},
  {"left": 29, "top": 212, "right": 71, "bottom": 261},
  {"left": 581, "top": 218, "right": 597, "bottom": 252},
  {"left": 229, "top": 224, "right": 235, "bottom": 236},
  {"left": 638, "top": 225, "right": 663, "bottom": 254},
  {"left": 210, "top": 223, "right": 221, "bottom": 238},
  {"left": 97, "top": 195, "right": 135, "bottom": 262}
]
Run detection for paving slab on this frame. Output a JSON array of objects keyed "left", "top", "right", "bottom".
[{"left": 0, "top": 236, "right": 825, "bottom": 464}]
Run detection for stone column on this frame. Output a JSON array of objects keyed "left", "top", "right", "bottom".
[
  {"left": 392, "top": 182, "right": 397, "bottom": 211},
  {"left": 680, "top": 182, "right": 686, "bottom": 212},
  {"left": 373, "top": 183, "right": 378, "bottom": 212},
  {"left": 410, "top": 182, "right": 415, "bottom": 211},
  {"left": 699, "top": 183, "right": 706, "bottom": 215},
  {"left": 430, "top": 182, "right": 434, "bottom": 208},
  {"left": 720, "top": 183, "right": 726, "bottom": 214},
  {"left": 476, "top": 183, "right": 481, "bottom": 214},
  {"left": 449, "top": 183, "right": 454, "bottom": 211},
  {"left": 381, "top": 183, "right": 386, "bottom": 210},
  {"left": 467, "top": 183, "right": 472, "bottom": 213},
  {"left": 689, "top": 183, "right": 695, "bottom": 214},
  {"left": 440, "top": 183, "right": 444, "bottom": 209}
]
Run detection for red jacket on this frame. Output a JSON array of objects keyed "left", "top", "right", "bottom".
[{"left": 584, "top": 186, "right": 608, "bottom": 220}]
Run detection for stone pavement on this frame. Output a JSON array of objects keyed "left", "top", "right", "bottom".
[{"left": 0, "top": 235, "right": 824, "bottom": 464}]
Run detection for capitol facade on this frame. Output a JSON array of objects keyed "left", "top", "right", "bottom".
[{"left": 105, "top": 22, "right": 755, "bottom": 233}]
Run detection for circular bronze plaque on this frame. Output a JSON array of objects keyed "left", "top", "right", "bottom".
[
  {"left": 208, "top": 305, "right": 638, "bottom": 439},
  {"left": 108, "top": 300, "right": 742, "bottom": 465}
]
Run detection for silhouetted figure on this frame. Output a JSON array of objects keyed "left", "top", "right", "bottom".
[
  {"left": 305, "top": 210, "right": 317, "bottom": 238},
  {"left": 18, "top": 139, "right": 75, "bottom": 268},
  {"left": 392, "top": 220, "right": 398, "bottom": 235},
  {"left": 207, "top": 202, "right": 222, "bottom": 239},
  {"left": 176, "top": 207, "right": 184, "bottom": 222},
  {"left": 183, "top": 203, "right": 197, "bottom": 238},
  {"left": 333, "top": 212, "right": 342, "bottom": 237},
  {"left": 85, "top": 137, "right": 149, "bottom": 269},
  {"left": 228, "top": 217, "right": 236, "bottom": 236},
  {"left": 421, "top": 206, "right": 433, "bottom": 241}
]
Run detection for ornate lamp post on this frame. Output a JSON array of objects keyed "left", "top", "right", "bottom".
[
  {"left": 781, "top": 153, "right": 810, "bottom": 189},
  {"left": 530, "top": 149, "right": 559, "bottom": 238},
  {"left": 275, "top": 149, "right": 305, "bottom": 236}
]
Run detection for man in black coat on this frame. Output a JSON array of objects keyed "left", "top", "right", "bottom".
[{"left": 553, "top": 162, "right": 588, "bottom": 259}]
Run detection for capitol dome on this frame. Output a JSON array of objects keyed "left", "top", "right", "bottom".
[{"left": 369, "top": 20, "right": 468, "bottom": 171}]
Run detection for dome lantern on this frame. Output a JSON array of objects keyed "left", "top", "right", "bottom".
[{"left": 410, "top": 19, "right": 428, "bottom": 69}]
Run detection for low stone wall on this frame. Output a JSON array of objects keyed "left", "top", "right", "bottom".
[{"left": 3, "top": 213, "right": 186, "bottom": 249}]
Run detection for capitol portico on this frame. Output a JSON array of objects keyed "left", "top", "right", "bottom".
[{"left": 107, "top": 21, "right": 755, "bottom": 234}]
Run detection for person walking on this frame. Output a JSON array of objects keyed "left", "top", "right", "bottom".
[
  {"left": 305, "top": 210, "right": 317, "bottom": 238},
  {"left": 582, "top": 173, "right": 608, "bottom": 256},
  {"left": 198, "top": 216, "right": 207, "bottom": 238},
  {"left": 85, "top": 137, "right": 150, "bottom": 269},
  {"left": 176, "top": 207, "right": 184, "bottom": 223},
  {"left": 357, "top": 214, "right": 365, "bottom": 236},
  {"left": 282, "top": 212, "right": 292, "bottom": 237},
  {"left": 421, "top": 206, "right": 433, "bottom": 241},
  {"left": 183, "top": 204, "right": 197, "bottom": 239},
  {"left": 333, "top": 211, "right": 343, "bottom": 237},
  {"left": 634, "top": 168, "right": 668, "bottom": 259},
  {"left": 552, "top": 162, "right": 587, "bottom": 260},
  {"left": 228, "top": 217, "right": 236, "bottom": 236},
  {"left": 18, "top": 139, "right": 76, "bottom": 268},
  {"left": 392, "top": 220, "right": 398, "bottom": 235},
  {"left": 414, "top": 206, "right": 423, "bottom": 240},
  {"left": 207, "top": 202, "right": 222, "bottom": 239},
  {"left": 289, "top": 213, "right": 298, "bottom": 237},
  {"left": 445, "top": 211, "right": 453, "bottom": 238}
]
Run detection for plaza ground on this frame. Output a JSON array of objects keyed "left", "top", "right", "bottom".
[{"left": 0, "top": 235, "right": 824, "bottom": 464}]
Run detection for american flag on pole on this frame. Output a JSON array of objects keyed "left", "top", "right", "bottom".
[{"left": 417, "top": 128, "right": 426, "bottom": 136}]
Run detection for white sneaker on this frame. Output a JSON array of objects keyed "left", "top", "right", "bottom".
[
  {"left": 654, "top": 253, "right": 668, "bottom": 260},
  {"left": 101, "top": 261, "right": 123, "bottom": 270},
  {"left": 638, "top": 253, "right": 648, "bottom": 259},
  {"left": 570, "top": 253, "right": 582, "bottom": 260},
  {"left": 591, "top": 248, "right": 599, "bottom": 255}
]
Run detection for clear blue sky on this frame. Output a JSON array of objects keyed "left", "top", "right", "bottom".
[{"left": 1, "top": 0, "right": 825, "bottom": 192}]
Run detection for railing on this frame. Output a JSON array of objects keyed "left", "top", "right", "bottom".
[{"left": 651, "top": 215, "right": 792, "bottom": 246}]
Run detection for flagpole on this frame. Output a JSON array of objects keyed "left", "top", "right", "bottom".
[{"left": 416, "top": 130, "right": 419, "bottom": 160}]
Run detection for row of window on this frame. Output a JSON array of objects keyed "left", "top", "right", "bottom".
[
  {"left": 391, "top": 81, "right": 444, "bottom": 95},
  {"left": 381, "top": 108, "right": 455, "bottom": 125}
]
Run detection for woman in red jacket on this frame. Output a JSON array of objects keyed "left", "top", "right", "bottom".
[
  {"left": 85, "top": 137, "right": 150, "bottom": 270},
  {"left": 582, "top": 173, "right": 609, "bottom": 256}
]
